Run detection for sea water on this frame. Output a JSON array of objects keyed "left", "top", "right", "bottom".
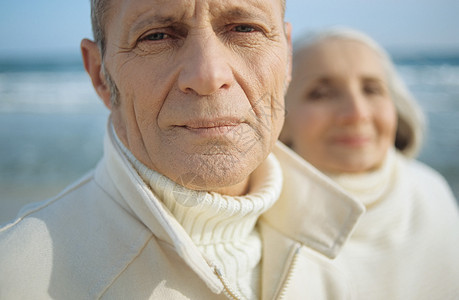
[{"left": 0, "top": 53, "right": 458, "bottom": 224}]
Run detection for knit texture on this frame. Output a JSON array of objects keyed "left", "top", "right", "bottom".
[
  {"left": 112, "top": 127, "right": 283, "bottom": 299},
  {"left": 331, "top": 148, "right": 459, "bottom": 299},
  {"left": 327, "top": 148, "right": 395, "bottom": 207}
]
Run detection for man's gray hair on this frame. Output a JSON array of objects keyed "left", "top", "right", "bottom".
[
  {"left": 90, "top": 0, "right": 110, "bottom": 57},
  {"left": 90, "top": 0, "right": 120, "bottom": 106},
  {"left": 291, "top": 27, "right": 425, "bottom": 158}
]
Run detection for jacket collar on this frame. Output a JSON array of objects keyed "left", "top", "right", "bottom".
[
  {"left": 98, "top": 121, "right": 364, "bottom": 295},
  {"left": 262, "top": 142, "right": 365, "bottom": 259},
  {"left": 99, "top": 125, "right": 225, "bottom": 294}
]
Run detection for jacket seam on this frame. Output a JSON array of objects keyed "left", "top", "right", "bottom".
[
  {"left": 97, "top": 234, "right": 154, "bottom": 298},
  {"left": 0, "top": 172, "right": 94, "bottom": 232}
]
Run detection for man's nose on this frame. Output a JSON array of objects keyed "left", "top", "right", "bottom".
[{"left": 178, "top": 32, "right": 233, "bottom": 95}]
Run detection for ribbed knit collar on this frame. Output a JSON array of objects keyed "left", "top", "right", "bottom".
[
  {"left": 327, "top": 148, "right": 396, "bottom": 207},
  {"left": 111, "top": 124, "right": 282, "bottom": 241}
]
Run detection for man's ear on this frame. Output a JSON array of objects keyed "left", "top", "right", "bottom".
[{"left": 81, "top": 39, "right": 112, "bottom": 109}]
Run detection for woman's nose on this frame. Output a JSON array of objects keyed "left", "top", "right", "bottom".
[{"left": 337, "top": 89, "right": 371, "bottom": 123}]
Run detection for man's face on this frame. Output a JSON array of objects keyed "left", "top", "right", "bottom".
[{"left": 99, "top": 0, "right": 291, "bottom": 195}]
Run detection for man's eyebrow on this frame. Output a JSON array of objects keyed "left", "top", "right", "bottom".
[
  {"left": 130, "top": 14, "right": 182, "bottom": 34},
  {"left": 217, "top": 7, "right": 271, "bottom": 23},
  {"left": 128, "top": 4, "right": 273, "bottom": 36}
]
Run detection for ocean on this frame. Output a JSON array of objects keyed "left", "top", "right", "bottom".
[{"left": 1, "top": 53, "right": 458, "bottom": 224}]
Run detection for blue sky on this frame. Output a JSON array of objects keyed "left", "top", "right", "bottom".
[{"left": 0, "top": 0, "right": 458, "bottom": 57}]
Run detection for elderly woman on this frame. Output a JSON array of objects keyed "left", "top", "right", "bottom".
[{"left": 280, "top": 27, "right": 459, "bottom": 299}]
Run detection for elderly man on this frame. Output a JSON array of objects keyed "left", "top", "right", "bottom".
[{"left": 0, "top": 0, "right": 363, "bottom": 299}]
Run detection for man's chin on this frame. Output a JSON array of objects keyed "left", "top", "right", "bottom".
[{"left": 169, "top": 157, "right": 254, "bottom": 196}]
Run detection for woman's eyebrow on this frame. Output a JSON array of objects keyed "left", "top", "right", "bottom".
[{"left": 361, "top": 76, "right": 386, "bottom": 84}]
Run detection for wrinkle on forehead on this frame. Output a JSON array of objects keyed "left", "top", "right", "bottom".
[
  {"left": 118, "top": 0, "right": 282, "bottom": 28},
  {"left": 208, "top": 0, "right": 272, "bottom": 17},
  {"left": 108, "top": 0, "right": 285, "bottom": 50},
  {"left": 102, "top": 0, "right": 285, "bottom": 49}
]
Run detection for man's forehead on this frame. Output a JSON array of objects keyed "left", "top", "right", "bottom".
[{"left": 112, "top": 0, "right": 283, "bottom": 25}]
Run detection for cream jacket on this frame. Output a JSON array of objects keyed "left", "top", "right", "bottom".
[{"left": 0, "top": 128, "right": 364, "bottom": 299}]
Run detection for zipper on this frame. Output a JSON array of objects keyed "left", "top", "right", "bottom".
[
  {"left": 276, "top": 245, "right": 302, "bottom": 300},
  {"left": 214, "top": 266, "right": 244, "bottom": 300}
]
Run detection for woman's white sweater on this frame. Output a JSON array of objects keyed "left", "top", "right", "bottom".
[{"left": 330, "top": 149, "right": 459, "bottom": 299}]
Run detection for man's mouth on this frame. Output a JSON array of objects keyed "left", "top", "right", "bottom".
[{"left": 178, "top": 118, "right": 243, "bottom": 137}]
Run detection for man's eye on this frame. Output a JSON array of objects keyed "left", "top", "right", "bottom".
[
  {"left": 233, "top": 25, "right": 256, "bottom": 33},
  {"left": 142, "top": 32, "right": 169, "bottom": 41}
]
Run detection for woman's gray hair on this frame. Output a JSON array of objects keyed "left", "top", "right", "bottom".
[{"left": 292, "top": 27, "right": 425, "bottom": 158}]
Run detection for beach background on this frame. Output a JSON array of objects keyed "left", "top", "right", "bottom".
[{"left": 1, "top": 0, "right": 459, "bottom": 224}]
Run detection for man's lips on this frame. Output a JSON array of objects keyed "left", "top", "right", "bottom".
[
  {"left": 182, "top": 119, "right": 242, "bottom": 128},
  {"left": 176, "top": 118, "right": 244, "bottom": 137}
]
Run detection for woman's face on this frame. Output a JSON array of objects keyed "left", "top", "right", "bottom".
[{"left": 285, "top": 38, "right": 397, "bottom": 173}]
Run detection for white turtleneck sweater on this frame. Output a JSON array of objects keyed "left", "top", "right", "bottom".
[
  {"left": 112, "top": 127, "right": 283, "bottom": 300},
  {"left": 327, "top": 147, "right": 396, "bottom": 208},
  {"left": 329, "top": 148, "right": 459, "bottom": 299}
]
